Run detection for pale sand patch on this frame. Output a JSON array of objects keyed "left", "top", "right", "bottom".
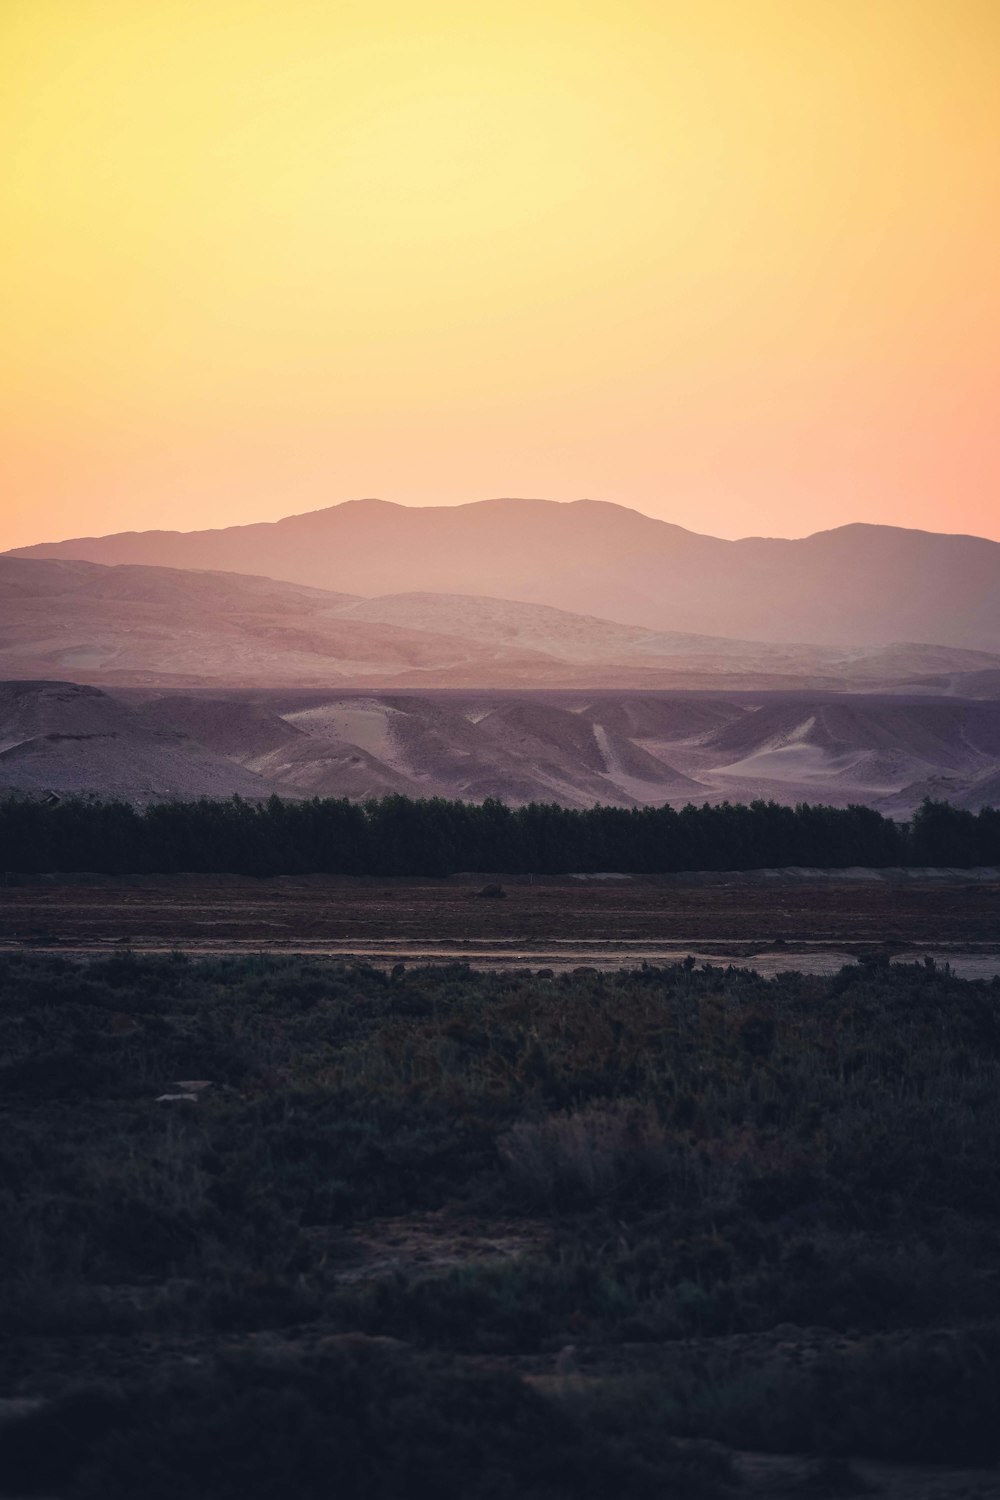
[
  {"left": 284, "top": 698, "right": 409, "bottom": 773},
  {"left": 715, "top": 740, "right": 866, "bottom": 783},
  {"left": 591, "top": 722, "right": 689, "bottom": 802}
]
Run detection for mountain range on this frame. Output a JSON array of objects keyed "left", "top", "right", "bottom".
[
  {"left": 11, "top": 496, "right": 1000, "bottom": 651},
  {"left": 4, "top": 499, "right": 1000, "bottom": 812}
]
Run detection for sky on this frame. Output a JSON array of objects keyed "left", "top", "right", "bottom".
[{"left": 2, "top": 0, "right": 999, "bottom": 552}]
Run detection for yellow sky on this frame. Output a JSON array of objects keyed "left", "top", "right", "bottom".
[{"left": 2, "top": 0, "right": 999, "bottom": 550}]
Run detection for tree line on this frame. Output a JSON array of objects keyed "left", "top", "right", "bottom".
[{"left": 1, "top": 793, "right": 997, "bottom": 876}]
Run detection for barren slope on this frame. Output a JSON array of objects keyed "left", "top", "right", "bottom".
[
  {"left": 6, "top": 553, "right": 1000, "bottom": 693},
  {"left": 332, "top": 591, "right": 654, "bottom": 661},
  {"left": 0, "top": 556, "right": 553, "bottom": 686},
  {"left": 10, "top": 682, "right": 1000, "bottom": 812},
  {"left": 137, "top": 692, "right": 707, "bottom": 809},
  {"left": 684, "top": 701, "right": 1000, "bottom": 802},
  {"left": 0, "top": 682, "right": 273, "bottom": 802}
]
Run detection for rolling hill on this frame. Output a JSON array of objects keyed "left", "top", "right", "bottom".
[
  {"left": 6, "top": 680, "right": 1000, "bottom": 811},
  {"left": 133, "top": 692, "right": 700, "bottom": 807},
  {"left": 0, "top": 681, "right": 272, "bottom": 802},
  {"left": 0, "top": 556, "right": 554, "bottom": 687},
  {"left": 4, "top": 554, "right": 1000, "bottom": 693},
  {"left": 689, "top": 700, "right": 1000, "bottom": 795}
]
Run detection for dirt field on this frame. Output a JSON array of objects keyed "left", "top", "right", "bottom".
[{"left": 3, "top": 873, "right": 998, "bottom": 964}]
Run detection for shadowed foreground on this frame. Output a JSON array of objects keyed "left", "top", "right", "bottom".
[{"left": 2, "top": 953, "right": 1000, "bottom": 1496}]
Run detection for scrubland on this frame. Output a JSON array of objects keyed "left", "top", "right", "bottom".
[{"left": 2, "top": 952, "right": 1000, "bottom": 1496}]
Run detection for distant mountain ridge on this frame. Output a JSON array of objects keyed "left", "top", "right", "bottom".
[
  {"left": 4, "top": 554, "right": 1000, "bottom": 692},
  {"left": 10, "top": 497, "right": 1000, "bottom": 650}
]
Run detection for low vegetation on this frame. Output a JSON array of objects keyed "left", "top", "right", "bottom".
[
  {"left": 2, "top": 951, "right": 1000, "bottom": 1494},
  {"left": 2, "top": 791, "right": 998, "bottom": 875}
]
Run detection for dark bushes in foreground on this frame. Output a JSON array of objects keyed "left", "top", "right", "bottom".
[
  {"left": 3, "top": 953, "right": 1000, "bottom": 1490},
  {"left": 0, "top": 1341, "right": 730, "bottom": 1500},
  {"left": 1, "top": 792, "right": 999, "bottom": 875}
]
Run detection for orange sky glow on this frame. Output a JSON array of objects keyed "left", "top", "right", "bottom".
[{"left": 2, "top": 0, "right": 999, "bottom": 551}]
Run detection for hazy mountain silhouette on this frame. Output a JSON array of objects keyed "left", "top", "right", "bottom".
[
  {"left": 11, "top": 497, "right": 1000, "bottom": 650},
  {"left": 5, "top": 554, "right": 1000, "bottom": 692},
  {"left": 0, "top": 556, "right": 555, "bottom": 687}
]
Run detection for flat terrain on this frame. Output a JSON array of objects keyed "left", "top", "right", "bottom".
[{"left": 3, "top": 875, "right": 999, "bottom": 961}]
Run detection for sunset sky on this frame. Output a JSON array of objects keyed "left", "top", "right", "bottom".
[{"left": 2, "top": 0, "right": 999, "bottom": 552}]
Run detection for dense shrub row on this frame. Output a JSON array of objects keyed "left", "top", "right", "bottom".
[{"left": 2, "top": 792, "right": 998, "bottom": 875}]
